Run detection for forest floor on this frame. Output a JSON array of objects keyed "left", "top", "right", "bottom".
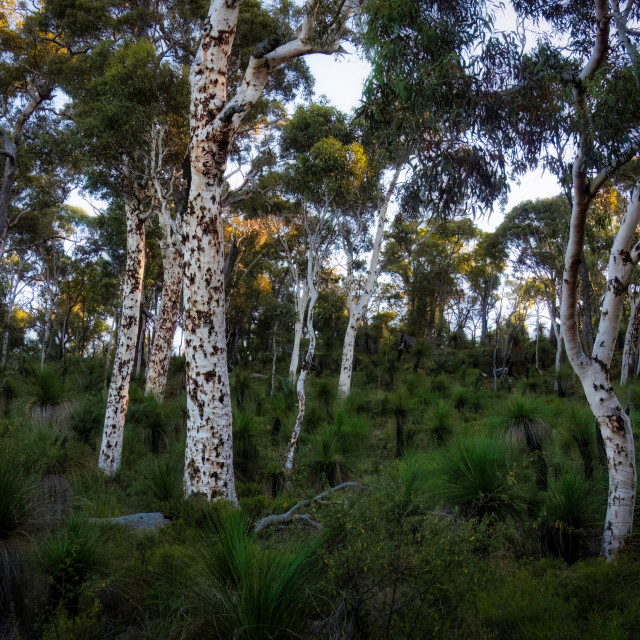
[{"left": 1, "top": 344, "right": 640, "bottom": 639}]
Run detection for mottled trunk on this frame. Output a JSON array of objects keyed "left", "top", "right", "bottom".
[
  {"left": 563, "top": 173, "right": 640, "bottom": 559},
  {"left": 338, "top": 316, "right": 359, "bottom": 398},
  {"left": 621, "top": 290, "right": 640, "bottom": 385},
  {"left": 182, "top": 176, "right": 237, "bottom": 501},
  {"left": 145, "top": 238, "right": 182, "bottom": 399},
  {"left": 289, "top": 285, "right": 308, "bottom": 380},
  {"left": 103, "top": 315, "right": 117, "bottom": 389},
  {"left": 285, "top": 286, "right": 318, "bottom": 472},
  {"left": 182, "top": 0, "right": 352, "bottom": 499},
  {"left": 98, "top": 198, "right": 146, "bottom": 476},
  {"left": 135, "top": 305, "right": 146, "bottom": 378}
]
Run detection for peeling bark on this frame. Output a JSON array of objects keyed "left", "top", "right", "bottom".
[
  {"left": 183, "top": 0, "right": 354, "bottom": 500},
  {"left": 98, "top": 193, "right": 146, "bottom": 476},
  {"left": 285, "top": 251, "right": 320, "bottom": 472},
  {"left": 145, "top": 194, "right": 183, "bottom": 400}
]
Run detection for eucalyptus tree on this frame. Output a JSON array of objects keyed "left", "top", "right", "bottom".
[
  {"left": 464, "top": 231, "right": 505, "bottom": 345},
  {"left": 496, "top": 0, "right": 640, "bottom": 557},
  {"left": 496, "top": 197, "right": 570, "bottom": 389},
  {"left": 0, "top": 6, "right": 63, "bottom": 260},
  {"left": 52, "top": 27, "right": 187, "bottom": 474},
  {"left": 383, "top": 217, "right": 478, "bottom": 341},
  {"left": 182, "top": 0, "right": 357, "bottom": 500}
]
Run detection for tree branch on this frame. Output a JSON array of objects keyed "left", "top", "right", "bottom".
[{"left": 253, "top": 482, "right": 360, "bottom": 533}]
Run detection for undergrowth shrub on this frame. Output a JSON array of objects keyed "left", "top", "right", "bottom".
[
  {"left": 39, "top": 516, "right": 108, "bottom": 611},
  {"left": 499, "top": 394, "right": 553, "bottom": 490},
  {"left": 428, "top": 399, "right": 455, "bottom": 445},
  {"left": 188, "top": 507, "right": 324, "bottom": 639},
  {"left": 127, "top": 395, "right": 173, "bottom": 453},
  {"left": 70, "top": 396, "right": 105, "bottom": 444},
  {"left": 233, "top": 411, "right": 266, "bottom": 481},
  {"left": 558, "top": 405, "right": 597, "bottom": 479},
  {"left": 539, "top": 474, "right": 603, "bottom": 563},
  {"left": 0, "top": 453, "right": 29, "bottom": 538},
  {"left": 432, "top": 437, "right": 530, "bottom": 520}
]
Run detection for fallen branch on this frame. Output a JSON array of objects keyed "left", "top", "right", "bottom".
[{"left": 253, "top": 482, "right": 360, "bottom": 534}]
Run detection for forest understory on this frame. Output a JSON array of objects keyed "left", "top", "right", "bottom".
[{"left": 1, "top": 342, "right": 640, "bottom": 639}]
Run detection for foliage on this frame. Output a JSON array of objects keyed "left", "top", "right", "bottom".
[
  {"left": 188, "top": 507, "right": 324, "bottom": 639},
  {"left": 431, "top": 437, "right": 530, "bottom": 520},
  {"left": 39, "top": 516, "right": 108, "bottom": 609},
  {"left": 0, "top": 452, "right": 29, "bottom": 538},
  {"left": 539, "top": 474, "right": 604, "bottom": 564}
]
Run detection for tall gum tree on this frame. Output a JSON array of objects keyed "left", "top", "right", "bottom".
[
  {"left": 145, "top": 125, "right": 187, "bottom": 400},
  {"left": 98, "top": 170, "right": 148, "bottom": 474},
  {"left": 338, "top": 166, "right": 401, "bottom": 397},
  {"left": 552, "top": 0, "right": 640, "bottom": 558},
  {"left": 183, "top": 0, "right": 356, "bottom": 500}
]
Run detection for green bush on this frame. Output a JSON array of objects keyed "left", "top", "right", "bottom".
[
  {"left": 498, "top": 394, "right": 553, "bottom": 490},
  {"left": 233, "top": 411, "right": 266, "bottom": 481},
  {"left": 188, "top": 507, "right": 324, "bottom": 639},
  {"left": 145, "top": 458, "right": 182, "bottom": 507},
  {"left": 304, "top": 427, "right": 353, "bottom": 486},
  {"left": 432, "top": 437, "right": 530, "bottom": 520},
  {"left": 127, "top": 395, "right": 173, "bottom": 453},
  {"left": 559, "top": 405, "right": 597, "bottom": 479},
  {"left": 429, "top": 399, "right": 455, "bottom": 444},
  {"left": 39, "top": 516, "right": 108, "bottom": 609},
  {"left": 70, "top": 396, "right": 105, "bottom": 443},
  {"left": 0, "top": 453, "right": 29, "bottom": 538},
  {"left": 539, "top": 474, "right": 603, "bottom": 563}
]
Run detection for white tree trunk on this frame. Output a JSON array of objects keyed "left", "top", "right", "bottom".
[
  {"left": 338, "top": 167, "right": 400, "bottom": 398},
  {"left": 621, "top": 288, "right": 640, "bottom": 385},
  {"left": 289, "top": 279, "right": 308, "bottom": 380},
  {"left": 560, "top": 0, "right": 639, "bottom": 559},
  {"left": 98, "top": 196, "right": 146, "bottom": 475},
  {"left": 145, "top": 225, "right": 182, "bottom": 400},
  {"left": 183, "top": 0, "right": 353, "bottom": 500},
  {"left": 285, "top": 280, "right": 319, "bottom": 471},
  {"left": 563, "top": 176, "right": 640, "bottom": 559}
]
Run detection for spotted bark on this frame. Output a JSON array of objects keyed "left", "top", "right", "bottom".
[
  {"left": 620, "top": 288, "right": 640, "bottom": 386},
  {"left": 145, "top": 215, "right": 183, "bottom": 400},
  {"left": 285, "top": 268, "right": 319, "bottom": 471},
  {"left": 98, "top": 196, "right": 146, "bottom": 475},
  {"left": 183, "top": 0, "right": 355, "bottom": 499},
  {"left": 563, "top": 180, "right": 640, "bottom": 559}
]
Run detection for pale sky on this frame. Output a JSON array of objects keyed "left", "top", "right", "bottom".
[{"left": 304, "top": 46, "right": 561, "bottom": 234}]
